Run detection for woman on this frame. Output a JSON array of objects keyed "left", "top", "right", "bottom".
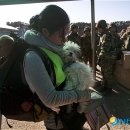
[{"left": 23, "top": 5, "right": 90, "bottom": 130}]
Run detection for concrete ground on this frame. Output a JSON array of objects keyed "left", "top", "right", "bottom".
[{"left": 1, "top": 115, "right": 130, "bottom": 130}]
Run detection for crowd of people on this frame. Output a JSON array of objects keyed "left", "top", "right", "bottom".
[{"left": 66, "top": 20, "right": 130, "bottom": 94}]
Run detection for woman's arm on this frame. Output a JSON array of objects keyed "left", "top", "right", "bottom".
[{"left": 23, "top": 51, "right": 90, "bottom": 108}]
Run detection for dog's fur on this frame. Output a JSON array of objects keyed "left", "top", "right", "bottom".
[{"left": 63, "top": 41, "right": 95, "bottom": 113}]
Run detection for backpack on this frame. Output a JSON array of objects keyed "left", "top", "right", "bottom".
[{"left": 0, "top": 35, "right": 57, "bottom": 123}]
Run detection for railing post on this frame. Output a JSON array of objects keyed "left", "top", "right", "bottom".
[{"left": 91, "top": 0, "right": 96, "bottom": 78}]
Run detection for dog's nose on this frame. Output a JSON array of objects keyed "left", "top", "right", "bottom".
[{"left": 69, "top": 52, "right": 73, "bottom": 56}]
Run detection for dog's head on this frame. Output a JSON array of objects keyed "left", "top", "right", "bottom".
[{"left": 63, "top": 41, "right": 81, "bottom": 62}]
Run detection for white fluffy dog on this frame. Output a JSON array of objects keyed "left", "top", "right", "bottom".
[{"left": 63, "top": 41, "right": 95, "bottom": 113}]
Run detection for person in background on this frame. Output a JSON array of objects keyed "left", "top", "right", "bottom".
[
  {"left": 121, "top": 26, "right": 130, "bottom": 51},
  {"left": 96, "top": 20, "right": 108, "bottom": 59},
  {"left": 67, "top": 24, "right": 82, "bottom": 60},
  {"left": 108, "top": 22, "right": 124, "bottom": 60},
  {"left": 23, "top": 5, "right": 90, "bottom": 130},
  {"left": 80, "top": 26, "right": 92, "bottom": 66},
  {"left": 97, "top": 21, "right": 122, "bottom": 94},
  {"left": 119, "top": 28, "right": 126, "bottom": 38},
  {"left": 67, "top": 23, "right": 81, "bottom": 45}
]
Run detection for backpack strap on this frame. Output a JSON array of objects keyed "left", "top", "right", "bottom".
[
  {"left": 0, "top": 45, "right": 18, "bottom": 89},
  {"left": 26, "top": 47, "right": 56, "bottom": 86}
]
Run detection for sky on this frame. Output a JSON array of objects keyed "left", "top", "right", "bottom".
[{"left": 0, "top": 0, "right": 130, "bottom": 25}]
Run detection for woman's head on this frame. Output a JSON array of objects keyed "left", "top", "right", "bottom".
[{"left": 29, "top": 5, "right": 70, "bottom": 45}]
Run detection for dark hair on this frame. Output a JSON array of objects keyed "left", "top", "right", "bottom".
[
  {"left": 29, "top": 5, "right": 70, "bottom": 34},
  {"left": 108, "top": 22, "right": 118, "bottom": 32},
  {"left": 96, "top": 20, "right": 107, "bottom": 29},
  {"left": 70, "top": 24, "right": 79, "bottom": 31}
]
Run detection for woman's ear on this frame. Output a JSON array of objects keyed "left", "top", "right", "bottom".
[{"left": 42, "top": 28, "right": 49, "bottom": 37}]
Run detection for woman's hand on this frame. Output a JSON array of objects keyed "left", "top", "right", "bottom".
[{"left": 76, "top": 90, "right": 91, "bottom": 103}]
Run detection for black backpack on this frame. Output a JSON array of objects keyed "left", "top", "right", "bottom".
[{"left": 0, "top": 35, "right": 55, "bottom": 123}]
